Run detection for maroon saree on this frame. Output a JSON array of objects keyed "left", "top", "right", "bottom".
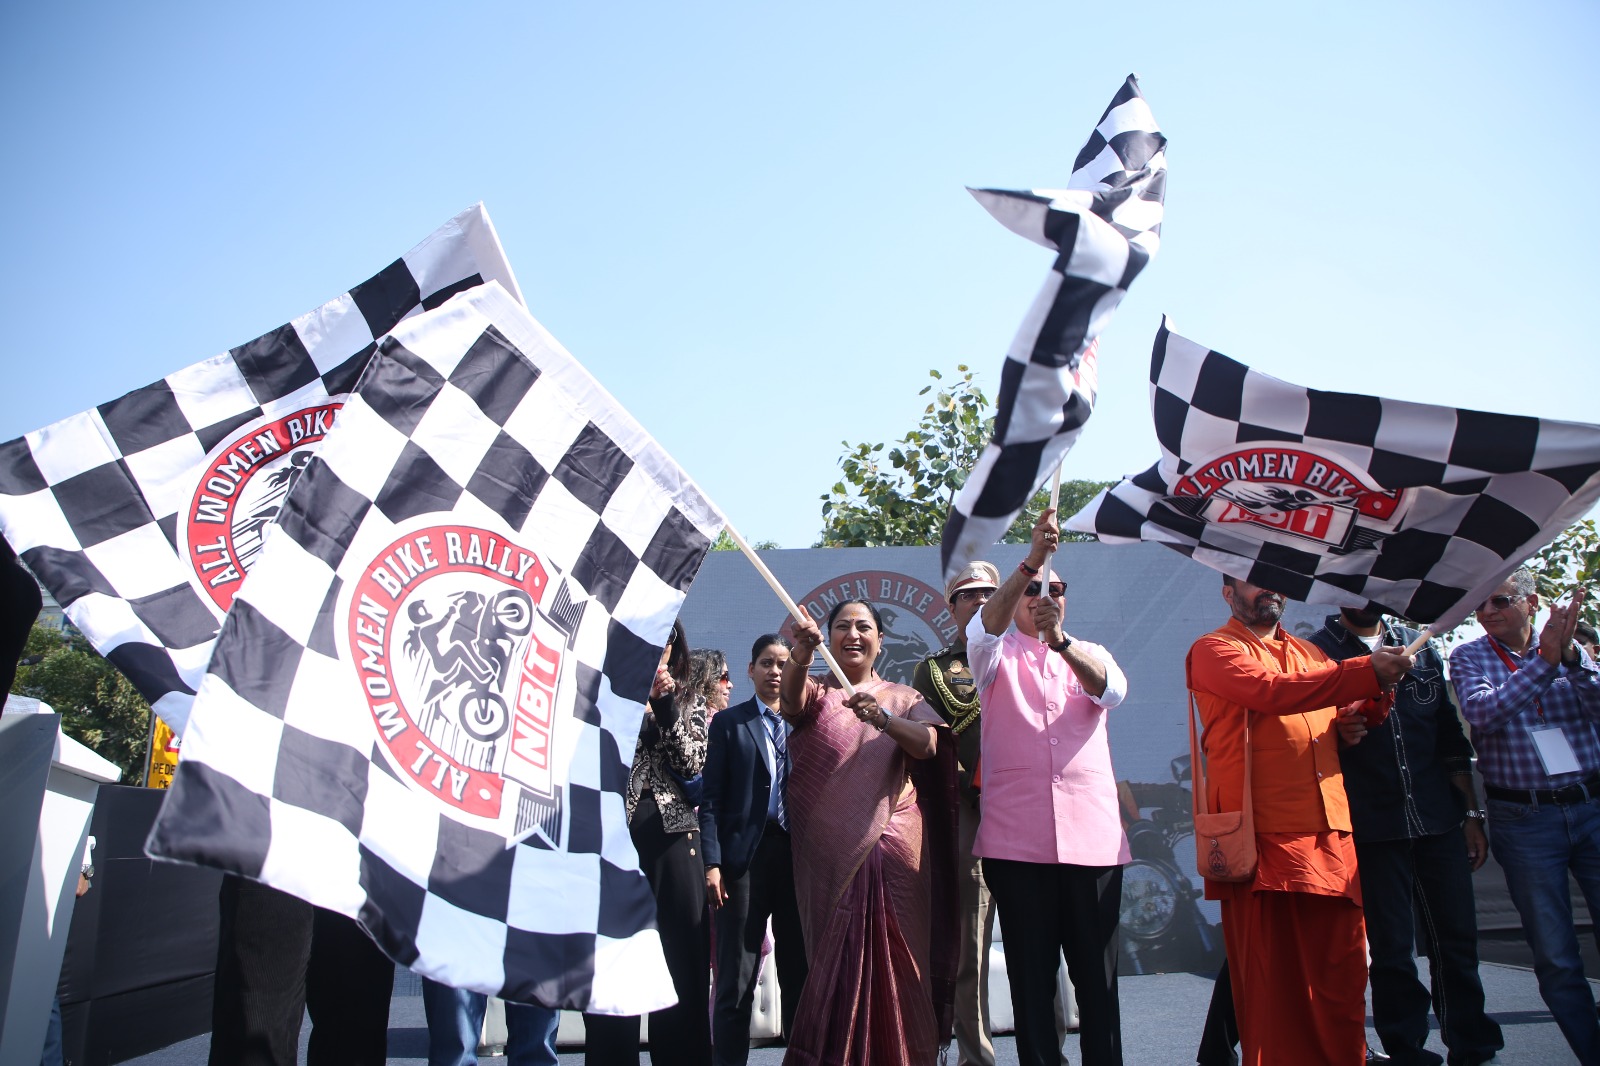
[{"left": 783, "top": 676, "right": 958, "bottom": 1066}]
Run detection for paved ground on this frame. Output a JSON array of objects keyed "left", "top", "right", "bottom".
[{"left": 126, "top": 957, "right": 1586, "bottom": 1065}]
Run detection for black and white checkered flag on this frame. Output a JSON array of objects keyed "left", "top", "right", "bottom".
[
  {"left": 1067, "top": 318, "right": 1600, "bottom": 629},
  {"left": 940, "top": 75, "right": 1166, "bottom": 583},
  {"left": 0, "top": 205, "right": 520, "bottom": 733},
  {"left": 146, "top": 282, "right": 721, "bottom": 1013}
]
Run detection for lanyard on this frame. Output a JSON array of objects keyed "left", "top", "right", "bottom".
[{"left": 1489, "top": 636, "right": 1544, "bottom": 721}]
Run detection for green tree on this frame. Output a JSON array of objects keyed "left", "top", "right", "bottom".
[
  {"left": 818, "top": 365, "right": 1112, "bottom": 547},
  {"left": 1525, "top": 518, "right": 1600, "bottom": 629},
  {"left": 711, "top": 530, "right": 780, "bottom": 551},
  {"left": 12, "top": 623, "right": 152, "bottom": 781}
]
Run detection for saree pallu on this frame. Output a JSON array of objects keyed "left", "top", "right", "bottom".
[{"left": 783, "top": 678, "right": 957, "bottom": 1066}]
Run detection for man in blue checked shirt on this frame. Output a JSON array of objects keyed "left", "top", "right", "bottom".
[{"left": 1449, "top": 569, "right": 1600, "bottom": 1065}]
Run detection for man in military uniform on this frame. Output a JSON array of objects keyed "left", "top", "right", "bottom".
[{"left": 914, "top": 560, "right": 1000, "bottom": 1066}]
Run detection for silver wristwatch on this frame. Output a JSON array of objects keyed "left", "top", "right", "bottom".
[
  {"left": 1464, "top": 809, "right": 1487, "bottom": 821},
  {"left": 876, "top": 708, "right": 894, "bottom": 732}
]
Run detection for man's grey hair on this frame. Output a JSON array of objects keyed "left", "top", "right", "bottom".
[{"left": 1505, "top": 567, "right": 1536, "bottom": 599}]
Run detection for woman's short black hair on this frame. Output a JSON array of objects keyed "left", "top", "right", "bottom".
[
  {"left": 749, "top": 632, "right": 791, "bottom": 663},
  {"left": 825, "top": 598, "right": 882, "bottom": 633}
]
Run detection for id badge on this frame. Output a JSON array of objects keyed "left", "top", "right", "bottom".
[{"left": 1529, "top": 723, "right": 1584, "bottom": 776}]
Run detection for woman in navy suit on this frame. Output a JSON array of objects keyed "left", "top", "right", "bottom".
[{"left": 700, "top": 634, "right": 808, "bottom": 1065}]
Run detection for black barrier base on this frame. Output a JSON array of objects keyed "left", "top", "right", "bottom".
[{"left": 58, "top": 785, "right": 222, "bottom": 1066}]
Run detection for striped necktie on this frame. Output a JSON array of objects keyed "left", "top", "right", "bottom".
[{"left": 764, "top": 709, "right": 788, "bottom": 831}]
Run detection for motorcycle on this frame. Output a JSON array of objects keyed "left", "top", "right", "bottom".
[{"left": 1116, "top": 753, "right": 1226, "bottom": 976}]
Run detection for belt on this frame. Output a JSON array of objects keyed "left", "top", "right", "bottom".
[{"left": 1485, "top": 777, "right": 1600, "bottom": 806}]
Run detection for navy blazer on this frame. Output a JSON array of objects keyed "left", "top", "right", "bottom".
[{"left": 699, "top": 697, "right": 779, "bottom": 881}]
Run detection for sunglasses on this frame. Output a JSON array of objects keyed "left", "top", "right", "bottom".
[
  {"left": 718, "top": 672, "right": 731, "bottom": 683},
  {"left": 1025, "top": 581, "right": 1066, "bottom": 599},
  {"left": 953, "top": 588, "right": 992, "bottom": 603},
  {"left": 1475, "top": 594, "right": 1519, "bottom": 614}
]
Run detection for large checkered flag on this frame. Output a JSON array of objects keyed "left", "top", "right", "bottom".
[
  {"left": 1068, "top": 318, "right": 1600, "bottom": 629},
  {"left": 146, "top": 282, "right": 721, "bottom": 1013},
  {"left": 0, "top": 205, "right": 521, "bottom": 733},
  {"left": 940, "top": 75, "right": 1166, "bottom": 583}
]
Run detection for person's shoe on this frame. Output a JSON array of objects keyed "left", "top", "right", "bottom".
[{"left": 1365, "top": 1049, "right": 1393, "bottom": 1063}]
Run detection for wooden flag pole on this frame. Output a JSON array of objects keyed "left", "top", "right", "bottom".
[
  {"left": 1403, "top": 628, "right": 1434, "bottom": 657},
  {"left": 721, "top": 522, "right": 856, "bottom": 697},
  {"left": 1038, "top": 463, "right": 1066, "bottom": 591}
]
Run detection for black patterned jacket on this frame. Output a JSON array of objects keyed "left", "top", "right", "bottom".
[{"left": 625, "top": 692, "right": 708, "bottom": 834}]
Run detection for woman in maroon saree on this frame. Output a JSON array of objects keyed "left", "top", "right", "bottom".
[{"left": 779, "top": 599, "right": 958, "bottom": 1066}]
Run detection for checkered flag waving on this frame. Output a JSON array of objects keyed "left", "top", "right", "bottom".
[
  {"left": 146, "top": 282, "right": 722, "bottom": 1013},
  {"left": 940, "top": 75, "right": 1166, "bottom": 583},
  {"left": 0, "top": 205, "right": 521, "bottom": 733},
  {"left": 1067, "top": 318, "right": 1600, "bottom": 629}
]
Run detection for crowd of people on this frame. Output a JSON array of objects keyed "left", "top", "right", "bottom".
[{"left": 21, "top": 506, "right": 1600, "bottom": 1066}]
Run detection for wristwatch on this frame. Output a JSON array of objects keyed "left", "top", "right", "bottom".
[
  {"left": 876, "top": 708, "right": 894, "bottom": 732},
  {"left": 1049, "top": 636, "right": 1073, "bottom": 655},
  {"left": 1464, "top": 810, "right": 1487, "bottom": 821}
]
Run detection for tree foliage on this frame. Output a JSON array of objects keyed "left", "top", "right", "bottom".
[
  {"left": 12, "top": 623, "right": 152, "bottom": 781},
  {"left": 818, "top": 365, "right": 1112, "bottom": 548},
  {"left": 711, "top": 530, "right": 779, "bottom": 552},
  {"left": 1525, "top": 518, "right": 1600, "bottom": 629}
]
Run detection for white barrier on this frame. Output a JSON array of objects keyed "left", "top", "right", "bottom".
[{"left": 0, "top": 699, "right": 120, "bottom": 1066}]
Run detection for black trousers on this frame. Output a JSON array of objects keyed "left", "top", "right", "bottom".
[
  {"left": 1196, "top": 959, "right": 1239, "bottom": 1066},
  {"left": 983, "top": 858, "right": 1123, "bottom": 1066},
  {"left": 1358, "top": 828, "right": 1503, "bottom": 1065},
  {"left": 711, "top": 827, "right": 807, "bottom": 1065},
  {"left": 209, "top": 876, "right": 394, "bottom": 1066},
  {"left": 585, "top": 793, "right": 711, "bottom": 1066}
]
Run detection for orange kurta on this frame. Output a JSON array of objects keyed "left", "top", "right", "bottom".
[{"left": 1187, "top": 617, "right": 1389, "bottom": 1066}]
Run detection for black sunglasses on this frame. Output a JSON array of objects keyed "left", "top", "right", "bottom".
[
  {"left": 1025, "top": 581, "right": 1066, "bottom": 599},
  {"left": 1476, "top": 594, "right": 1518, "bottom": 614}
]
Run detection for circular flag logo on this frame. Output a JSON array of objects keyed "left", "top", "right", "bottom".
[
  {"left": 340, "top": 522, "right": 579, "bottom": 842},
  {"left": 179, "top": 404, "right": 341, "bottom": 613}
]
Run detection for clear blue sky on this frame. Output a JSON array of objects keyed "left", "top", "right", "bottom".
[{"left": 2, "top": 2, "right": 1595, "bottom": 550}]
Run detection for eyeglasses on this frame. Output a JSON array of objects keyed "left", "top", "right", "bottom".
[
  {"left": 1025, "top": 581, "right": 1066, "bottom": 599},
  {"left": 718, "top": 672, "right": 731, "bottom": 683},
  {"left": 953, "top": 588, "right": 992, "bottom": 603},
  {"left": 1475, "top": 594, "right": 1519, "bottom": 614}
]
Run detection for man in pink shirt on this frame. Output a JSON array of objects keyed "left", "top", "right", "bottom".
[{"left": 965, "top": 509, "right": 1130, "bottom": 1066}]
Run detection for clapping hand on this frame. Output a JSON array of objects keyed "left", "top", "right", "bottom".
[{"left": 1540, "top": 588, "right": 1589, "bottom": 666}]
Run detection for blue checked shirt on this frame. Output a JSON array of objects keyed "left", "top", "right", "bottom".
[{"left": 1449, "top": 632, "right": 1600, "bottom": 790}]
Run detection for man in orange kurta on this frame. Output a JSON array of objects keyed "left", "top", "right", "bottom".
[{"left": 1187, "top": 577, "right": 1412, "bottom": 1066}]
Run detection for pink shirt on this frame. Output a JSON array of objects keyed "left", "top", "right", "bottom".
[{"left": 965, "top": 614, "right": 1130, "bottom": 866}]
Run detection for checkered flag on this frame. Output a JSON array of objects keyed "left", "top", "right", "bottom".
[
  {"left": 0, "top": 205, "right": 521, "bottom": 733},
  {"left": 940, "top": 75, "right": 1166, "bottom": 583},
  {"left": 1067, "top": 318, "right": 1600, "bottom": 629},
  {"left": 146, "top": 282, "right": 721, "bottom": 1013}
]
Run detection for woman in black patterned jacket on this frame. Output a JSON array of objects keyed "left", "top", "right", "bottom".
[{"left": 585, "top": 618, "right": 711, "bottom": 1065}]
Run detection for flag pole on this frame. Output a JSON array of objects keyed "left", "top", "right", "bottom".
[
  {"left": 139, "top": 709, "right": 158, "bottom": 788},
  {"left": 1038, "top": 463, "right": 1066, "bottom": 591},
  {"left": 1403, "top": 628, "right": 1434, "bottom": 657},
  {"left": 720, "top": 523, "right": 856, "bottom": 697}
]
